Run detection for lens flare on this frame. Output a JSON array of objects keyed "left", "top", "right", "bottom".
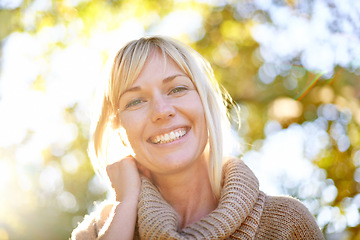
[{"left": 295, "top": 71, "right": 326, "bottom": 101}]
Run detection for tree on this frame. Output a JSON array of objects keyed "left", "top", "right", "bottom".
[{"left": 0, "top": 0, "right": 359, "bottom": 239}]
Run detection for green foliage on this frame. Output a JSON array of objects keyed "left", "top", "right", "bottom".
[{"left": 1, "top": 0, "right": 359, "bottom": 239}]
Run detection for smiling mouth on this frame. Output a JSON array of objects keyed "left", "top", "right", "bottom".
[{"left": 149, "top": 128, "right": 188, "bottom": 144}]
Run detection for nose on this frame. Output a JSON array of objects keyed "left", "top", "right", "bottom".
[{"left": 151, "top": 95, "right": 176, "bottom": 122}]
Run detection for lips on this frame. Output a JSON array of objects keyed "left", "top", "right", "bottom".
[{"left": 148, "top": 127, "right": 188, "bottom": 144}]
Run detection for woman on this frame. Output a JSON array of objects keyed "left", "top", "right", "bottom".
[{"left": 72, "top": 36, "right": 324, "bottom": 239}]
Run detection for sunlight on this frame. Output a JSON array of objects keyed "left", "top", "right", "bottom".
[
  {"left": 0, "top": 228, "right": 9, "bottom": 240},
  {"left": 106, "top": 128, "right": 134, "bottom": 165},
  {"left": 1, "top": 1, "right": 359, "bottom": 238},
  {"left": 39, "top": 164, "right": 64, "bottom": 194},
  {"left": 243, "top": 122, "right": 324, "bottom": 196},
  {"left": 89, "top": 19, "right": 145, "bottom": 55},
  {"left": 57, "top": 191, "right": 79, "bottom": 213},
  {"left": 269, "top": 97, "right": 303, "bottom": 122},
  {"left": 151, "top": 10, "right": 203, "bottom": 42},
  {"left": 0, "top": 0, "right": 22, "bottom": 9},
  {"left": 0, "top": 160, "right": 11, "bottom": 191},
  {"left": 61, "top": 152, "right": 81, "bottom": 174}
]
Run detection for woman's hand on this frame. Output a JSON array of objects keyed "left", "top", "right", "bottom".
[
  {"left": 106, "top": 156, "right": 142, "bottom": 202},
  {"left": 98, "top": 156, "right": 151, "bottom": 240}
]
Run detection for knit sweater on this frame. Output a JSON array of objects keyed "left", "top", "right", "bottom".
[{"left": 72, "top": 159, "right": 324, "bottom": 239}]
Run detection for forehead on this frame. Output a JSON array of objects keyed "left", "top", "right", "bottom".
[{"left": 131, "top": 50, "right": 186, "bottom": 86}]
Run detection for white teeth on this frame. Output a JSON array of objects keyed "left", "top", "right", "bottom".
[{"left": 151, "top": 129, "right": 187, "bottom": 144}]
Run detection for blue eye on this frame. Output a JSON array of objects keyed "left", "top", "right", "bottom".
[{"left": 125, "top": 99, "right": 143, "bottom": 109}]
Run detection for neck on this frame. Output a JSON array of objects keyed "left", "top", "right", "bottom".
[{"left": 151, "top": 157, "right": 218, "bottom": 229}]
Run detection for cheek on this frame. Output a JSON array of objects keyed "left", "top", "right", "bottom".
[
  {"left": 182, "top": 94, "right": 208, "bottom": 136},
  {"left": 199, "top": 112, "right": 208, "bottom": 142},
  {"left": 120, "top": 112, "right": 146, "bottom": 143},
  {"left": 189, "top": 95, "right": 206, "bottom": 123},
  {"left": 194, "top": 99, "right": 208, "bottom": 138}
]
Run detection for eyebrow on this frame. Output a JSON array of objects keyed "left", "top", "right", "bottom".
[{"left": 121, "top": 74, "right": 188, "bottom": 96}]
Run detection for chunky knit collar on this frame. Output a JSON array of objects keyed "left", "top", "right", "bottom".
[{"left": 136, "top": 158, "right": 266, "bottom": 239}]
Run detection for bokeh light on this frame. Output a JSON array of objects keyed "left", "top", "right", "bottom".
[{"left": 1, "top": 0, "right": 360, "bottom": 239}]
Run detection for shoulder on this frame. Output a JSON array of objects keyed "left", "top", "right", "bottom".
[
  {"left": 257, "top": 195, "right": 325, "bottom": 239},
  {"left": 264, "top": 195, "right": 312, "bottom": 218},
  {"left": 71, "top": 201, "right": 115, "bottom": 240}
]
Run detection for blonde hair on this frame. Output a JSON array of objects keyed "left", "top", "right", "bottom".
[{"left": 90, "top": 36, "right": 237, "bottom": 198}]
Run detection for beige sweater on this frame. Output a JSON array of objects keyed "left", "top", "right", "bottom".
[{"left": 72, "top": 159, "right": 325, "bottom": 239}]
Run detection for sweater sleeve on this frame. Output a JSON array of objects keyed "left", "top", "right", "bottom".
[
  {"left": 71, "top": 202, "right": 114, "bottom": 240},
  {"left": 256, "top": 196, "right": 325, "bottom": 240}
]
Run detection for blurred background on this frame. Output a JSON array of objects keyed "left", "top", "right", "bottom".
[{"left": 0, "top": 0, "right": 360, "bottom": 239}]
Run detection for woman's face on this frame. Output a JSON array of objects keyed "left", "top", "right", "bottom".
[{"left": 118, "top": 51, "right": 208, "bottom": 176}]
